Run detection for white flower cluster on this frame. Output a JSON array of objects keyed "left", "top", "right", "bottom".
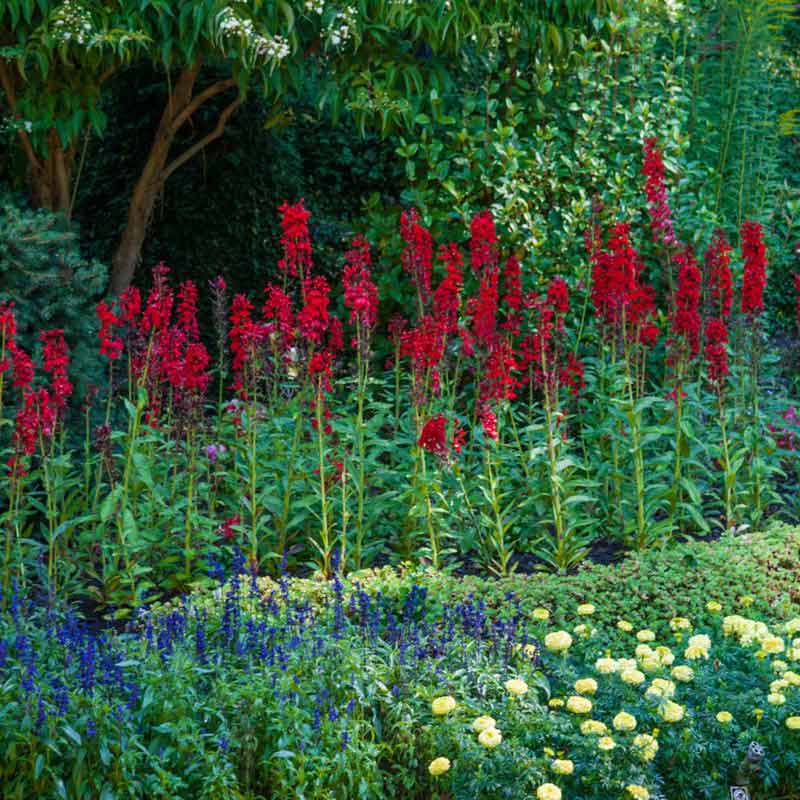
[
  {"left": 304, "top": 0, "right": 325, "bottom": 13},
  {"left": 663, "top": 0, "right": 685, "bottom": 24},
  {"left": 51, "top": 0, "right": 93, "bottom": 45},
  {"left": 217, "top": 8, "right": 290, "bottom": 62},
  {"left": 326, "top": 5, "right": 357, "bottom": 47}
]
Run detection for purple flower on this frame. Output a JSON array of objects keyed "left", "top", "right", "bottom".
[{"left": 205, "top": 443, "right": 226, "bottom": 464}]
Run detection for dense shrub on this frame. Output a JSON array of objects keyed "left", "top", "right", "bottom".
[{"left": 0, "top": 187, "right": 107, "bottom": 391}]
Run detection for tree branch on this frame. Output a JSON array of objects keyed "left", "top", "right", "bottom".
[
  {"left": 0, "top": 59, "right": 42, "bottom": 172},
  {"left": 170, "top": 78, "right": 237, "bottom": 135},
  {"left": 161, "top": 94, "right": 243, "bottom": 184}
]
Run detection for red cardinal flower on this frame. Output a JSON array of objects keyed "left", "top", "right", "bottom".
[
  {"left": 670, "top": 246, "right": 702, "bottom": 359},
  {"left": 343, "top": 235, "right": 379, "bottom": 333},
  {"left": 263, "top": 285, "right": 294, "bottom": 355},
  {"left": 642, "top": 138, "right": 678, "bottom": 249},
  {"left": 704, "top": 229, "right": 733, "bottom": 320},
  {"left": 40, "top": 329, "right": 72, "bottom": 410},
  {"left": 177, "top": 280, "right": 200, "bottom": 341},
  {"left": 470, "top": 210, "right": 499, "bottom": 274},
  {"left": 434, "top": 244, "right": 464, "bottom": 337},
  {"left": 418, "top": 415, "right": 448, "bottom": 457},
  {"left": 278, "top": 199, "right": 313, "bottom": 279},
  {"left": 96, "top": 301, "right": 124, "bottom": 360},
  {"left": 740, "top": 221, "right": 767, "bottom": 317},
  {"left": 400, "top": 208, "right": 433, "bottom": 307},
  {"left": 704, "top": 317, "right": 729, "bottom": 385},
  {"left": 297, "top": 275, "right": 332, "bottom": 346}
]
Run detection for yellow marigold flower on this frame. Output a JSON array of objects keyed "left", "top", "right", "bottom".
[
  {"left": 574, "top": 678, "right": 598, "bottom": 696},
  {"left": 431, "top": 696, "right": 457, "bottom": 716},
  {"left": 768, "top": 692, "right": 786, "bottom": 705},
  {"left": 785, "top": 618, "right": 800, "bottom": 635},
  {"left": 762, "top": 636, "right": 785, "bottom": 655},
  {"left": 784, "top": 670, "right": 800, "bottom": 686},
  {"left": 533, "top": 607, "right": 550, "bottom": 621},
  {"left": 685, "top": 645, "right": 709, "bottom": 660},
  {"left": 617, "top": 658, "right": 637, "bottom": 672},
  {"left": 739, "top": 595, "right": 754, "bottom": 608},
  {"left": 613, "top": 711, "right": 637, "bottom": 731},
  {"left": 580, "top": 719, "right": 607, "bottom": 735},
  {"left": 478, "top": 727, "right": 502, "bottom": 748},
  {"left": 688, "top": 634, "right": 711, "bottom": 651},
  {"left": 707, "top": 600, "right": 722, "bottom": 612},
  {"left": 577, "top": 603, "right": 596, "bottom": 616},
  {"left": 671, "top": 665, "right": 694, "bottom": 682},
  {"left": 753, "top": 707, "right": 764, "bottom": 721},
  {"left": 428, "top": 757, "right": 451, "bottom": 776},
  {"left": 770, "top": 679, "right": 789, "bottom": 693},
  {"left": 595, "top": 657, "right": 619, "bottom": 674},
  {"left": 626, "top": 786, "right": 650, "bottom": 800},
  {"left": 617, "top": 620, "right": 634, "bottom": 632},
  {"left": 633, "top": 733, "right": 659, "bottom": 762},
  {"left": 670, "top": 617, "right": 691, "bottom": 631},
  {"left": 548, "top": 698, "right": 565, "bottom": 709},
  {"left": 566, "top": 695, "right": 592, "bottom": 715},
  {"left": 716, "top": 711, "right": 733, "bottom": 724},
  {"left": 545, "top": 631, "right": 573, "bottom": 653},
  {"left": 655, "top": 646, "right": 675, "bottom": 666},
  {"left": 505, "top": 678, "right": 529, "bottom": 696},
  {"left": 772, "top": 660, "right": 789, "bottom": 673},
  {"left": 755, "top": 650, "right": 767, "bottom": 660},
  {"left": 573, "top": 623, "right": 592, "bottom": 638},
  {"left": 621, "top": 668, "right": 646, "bottom": 686},
  {"left": 637, "top": 629, "right": 656, "bottom": 643},
  {"left": 646, "top": 679, "right": 676, "bottom": 699},
  {"left": 597, "top": 735, "right": 616, "bottom": 751},
  {"left": 543, "top": 746, "right": 555, "bottom": 757},
  {"left": 551, "top": 758, "right": 574, "bottom": 775},
  {"left": 660, "top": 701, "right": 685, "bottom": 723},
  {"left": 640, "top": 656, "right": 661, "bottom": 673},
  {"left": 524, "top": 643, "right": 538, "bottom": 659},
  {"left": 472, "top": 716, "right": 497, "bottom": 733},
  {"left": 635, "top": 644, "right": 655, "bottom": 659},
  {"left": 536, "top": 783, "right": 562, "bottom": 800},
  {"left": 786, "top": 716, "right": 800, "bottom": 730}
]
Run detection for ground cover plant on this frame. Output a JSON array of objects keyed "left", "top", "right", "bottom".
[{"left": 2, "top": 530, "right": 800, "bottom": 799}]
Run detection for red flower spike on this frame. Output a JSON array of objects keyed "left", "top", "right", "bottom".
[
  {"left": 642, "top": 139, "right": 678, "bottom": 249},
  {"left": 704, "top": 229, "right": 733, "bottom": 320},
  {"left": 400, "top": 208, "right": 433, "bottom": 307},
  {"left": 39, "top": 329, "right": 72, "bottom": 410},
  {"left": 470, "top": 210, "right": 499, "bottom": 275},
  {"left": 741, "top": 221, "right": 767, "bottom": 317},
  {"left": 177, "top": 280, "right": 200, "bottom": 341},
  {"left": 343, "top": 235, "right": 379, "bottom": 333},
  {"left": 418, "top": 415, "right": 448, "bottom": 458},
  {"left": 278, "top": 199, "right": 313, "bottom": 279},
  {"left": 704, "top": 317, "right": 729, "bottom": 385}
]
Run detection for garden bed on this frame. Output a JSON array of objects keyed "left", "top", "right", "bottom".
[{"left": 2, "top": 527, "right": 799, "bottom": 800}]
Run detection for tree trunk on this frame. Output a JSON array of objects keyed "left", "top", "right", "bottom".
[
  {"left": 109, "top": 64, "right": 201, "bottom": 295},
  {"left": 28, "top": 129, "right": 74, "bottom": 216},
  {"left": 108, "top": 64, "right": 241, "bottom": 294}
]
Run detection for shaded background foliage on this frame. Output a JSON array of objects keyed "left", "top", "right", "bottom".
[{"left": 72, "top": 64, "right": 402, "bottom": 297}]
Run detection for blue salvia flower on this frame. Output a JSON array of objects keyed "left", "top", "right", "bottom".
[{"left": 86, "top": 718, "right": 96, "bottom": 738}]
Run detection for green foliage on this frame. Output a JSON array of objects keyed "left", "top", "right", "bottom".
[{"left": 0, "top": 186, "right": 107, "bottom": 386}]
